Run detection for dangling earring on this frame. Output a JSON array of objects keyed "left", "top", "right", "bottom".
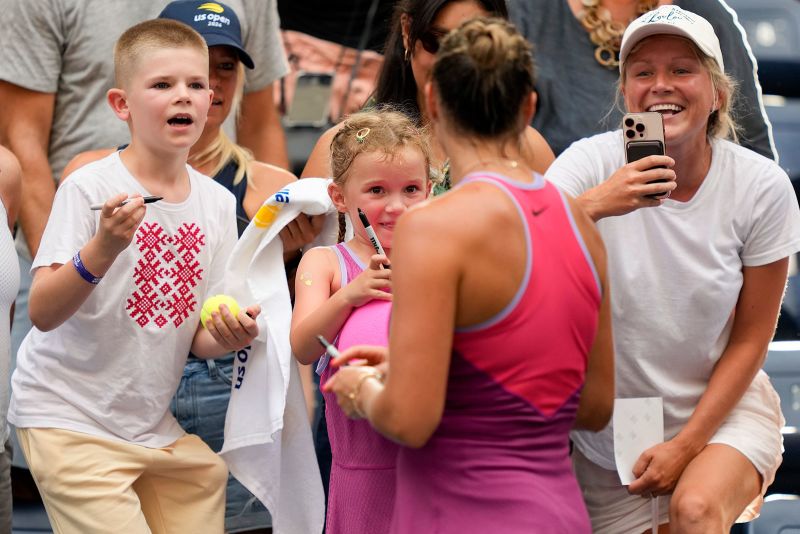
[{"left": 404, "top": 47, "right": 411, "bottom": 62}]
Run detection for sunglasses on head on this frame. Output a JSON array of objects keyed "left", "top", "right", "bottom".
[{"left": 418, "top": 29, "right": 447, "bottom": 54}]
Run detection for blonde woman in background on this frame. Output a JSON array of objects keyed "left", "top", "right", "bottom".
[{"left": 509, "top": 0, "right": 776, "bottom": 160}]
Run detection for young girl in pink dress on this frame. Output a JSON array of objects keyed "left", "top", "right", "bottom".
[{"left": 290, "top": 109, "right": 432, "bottom": 534}]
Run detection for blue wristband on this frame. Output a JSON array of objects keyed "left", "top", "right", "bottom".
[{"left": 72, "top": 251, "right": 103, "bottom": 285}]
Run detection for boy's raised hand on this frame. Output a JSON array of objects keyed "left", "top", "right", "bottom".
[
  {"left": 204, "top": 304, "right": 261, "bottom": 352},
  {"left": 341, "top": 254, "right": 392, "bottom": 308},
  {"left": 96, "top": 193, "right": 147, "bottom": 258}
]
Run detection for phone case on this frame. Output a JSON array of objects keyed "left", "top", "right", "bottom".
[
  {"left": 626, "top": 140, "right": 664, "bottom": 162},
  {"left": 623, "top": 112, "right": 665, "bottom": 164},
  {"left": 623, "top": 112, "right": 667, "bottom": 199}
]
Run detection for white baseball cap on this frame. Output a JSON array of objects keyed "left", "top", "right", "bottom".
[{"left": 619, "top": 6, "right": 724, "bottom": 73}]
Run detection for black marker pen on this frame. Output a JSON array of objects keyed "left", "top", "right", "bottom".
[
  {"left": 357, "top": 208, "right": 387, "bottom": 257},
  {"left": 90, "top": 195, "right": 163, "bottom": 211}
]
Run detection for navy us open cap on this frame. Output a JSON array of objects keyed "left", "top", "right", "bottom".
[{"left": 159, "top": 1, "right": 255, "bottom": 69}]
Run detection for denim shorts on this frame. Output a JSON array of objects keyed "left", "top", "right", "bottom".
[{"left": 171, "top": 355, "right": 272, "bottom": 532}]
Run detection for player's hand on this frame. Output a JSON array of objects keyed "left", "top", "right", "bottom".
[
  {"left": 331, "top": 345, "right": 389, "bottom": 368},
  {"left": 322, "top": 364, "right": 385, "bottom": 419}
]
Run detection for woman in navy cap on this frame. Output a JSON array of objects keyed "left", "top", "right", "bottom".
[
  {"left": 61, "top": 2, "right": 320, "bottom": 532},
  {"left": 158, "top": 4, "right": 297, "bottom": 534}
]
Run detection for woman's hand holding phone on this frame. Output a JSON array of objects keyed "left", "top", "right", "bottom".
[
  {"left": 623, "top": 111, "right": 674, "bottom": 200},
  {"left": 581, "top": 155, "right": 677, "bottom": 220}
]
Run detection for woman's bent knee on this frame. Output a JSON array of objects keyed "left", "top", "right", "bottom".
[{"left": 670, "top": 491, "right": 724, "bottom": 533}]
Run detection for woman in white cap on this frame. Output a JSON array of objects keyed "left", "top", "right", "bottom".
[
  {"left": 509, "top": 0, "right": 775, "bottom": 160},
  {"left": 546, "top": 5, "right": 800, "bottom": 533}
]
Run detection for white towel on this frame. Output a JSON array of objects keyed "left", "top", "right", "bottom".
[{"left": 220, "top": 178, "right": 350, "bottom": 534}]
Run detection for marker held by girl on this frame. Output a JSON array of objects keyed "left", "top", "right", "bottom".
[{"left": 358, "top": 208, "right": 389, "bottom": 267}]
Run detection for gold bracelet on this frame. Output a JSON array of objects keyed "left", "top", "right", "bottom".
[{"left": 348, "top": 371, "right": 384, "bottom": 417}]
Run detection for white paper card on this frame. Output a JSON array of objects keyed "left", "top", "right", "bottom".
[{"left": 613, "top": 397, "right": 664, "bottom": 485}]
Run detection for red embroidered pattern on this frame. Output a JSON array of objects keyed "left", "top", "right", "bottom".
[{"left": 126, "top": 222, "right": 206, "bottom": 328}]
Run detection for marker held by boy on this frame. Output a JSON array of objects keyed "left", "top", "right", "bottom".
[
  {"left": 90, "top": 195, "right": 163, "bottom": 211},
  {"left": 357, "top": 208, "right": 389, "bottom": 268}
]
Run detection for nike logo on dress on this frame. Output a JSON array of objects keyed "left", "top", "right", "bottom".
[{"left": 531, "top": 207, "right": 548, "bottom": 217}]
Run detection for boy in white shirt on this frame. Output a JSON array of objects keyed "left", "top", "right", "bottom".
[{"left": 8, "top": 19, "right": 260, "bottom": 534}]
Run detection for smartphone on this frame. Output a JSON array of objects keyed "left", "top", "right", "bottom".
[
  {"left": 283, "top": 71, "right": 333, "bottom": 128},
  {"left": 623, "top": 112, "right": 667, "bottom": 199}
]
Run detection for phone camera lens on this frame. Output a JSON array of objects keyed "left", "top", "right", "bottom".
[
  {"left": 635, "top": 123, "right": 645, "bottom": 132},
  {"left": 625, "top": 129, "right": 635, "bottom": 139},
  {"left": 624, "top": 118, "right": 635, "bottom": 127}
]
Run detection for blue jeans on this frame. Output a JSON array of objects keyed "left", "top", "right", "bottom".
[{"left": 170, "top": 356, "right": 272, "bottom": 533}]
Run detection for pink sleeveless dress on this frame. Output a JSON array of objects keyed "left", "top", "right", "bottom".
[
  {"left": 320, "top": 243, "right": 398, "bottom": 534},
  {"left": 391, "top": 173, "right": 601, "bottom": 533}
]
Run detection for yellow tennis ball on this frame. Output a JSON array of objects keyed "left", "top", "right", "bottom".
[{"left": 200, "top": 294, "right": 241, "bottom": 328}]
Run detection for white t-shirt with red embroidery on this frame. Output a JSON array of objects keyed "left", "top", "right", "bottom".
[{"left": 9, "top": 151, "right": 237, "bottom": 448}]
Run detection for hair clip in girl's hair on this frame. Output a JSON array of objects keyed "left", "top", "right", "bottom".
[{"left": 356, "top": 128, "right": 371, "bottom": 143}]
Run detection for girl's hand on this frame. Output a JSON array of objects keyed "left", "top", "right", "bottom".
[
  {"left": 340, "top": 254, "right": 392, "bottom": 307},
  {"left": 95, "top": 193, "right": 147, "bottom": 258},
  {"left": 323, "top": 365, "right": 384, "bottom": 419},
  {"left": 205, "top": 304, "right": 261, "bottom": 352},
  {"left": 332, "top": 345, "right": 389, "bottom": 368},
  {"left": 627, "top": 437, "right": 699, "bottom": 496},
  {"left": 582, "top": 155, "right": 677, "bottom": 219}
]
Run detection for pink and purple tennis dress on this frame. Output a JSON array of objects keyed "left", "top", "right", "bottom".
[
  {"left": 321, "top": 172, "right": 600, "bottom": 533},
  {"left": 390, "top": 173, "right": 601, "bottom": 533}
]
